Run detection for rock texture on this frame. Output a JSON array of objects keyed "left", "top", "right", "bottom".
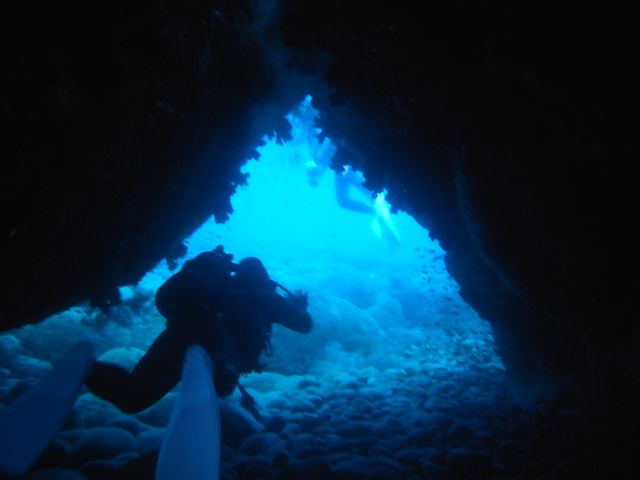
[
  {"left": 1, "top": 0, "right": 638, "bottom": 417},
  {"left": 1, "top": 0, "right": 289, "bottom": 327},
  {"left": 280, "top": 2, "right": 639, "bottom": 409}
]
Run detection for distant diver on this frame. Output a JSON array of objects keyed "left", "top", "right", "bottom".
[
  {"left": 85, "top": 245, "right": 313, "bottom": 413},
  {"left": 335, "top": 165, "right": 401, "bottom": 247},
  {"left": 335, "top": 165, "right": 375, "bottom": 214}
]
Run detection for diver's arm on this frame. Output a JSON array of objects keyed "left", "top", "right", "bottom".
[
  {"left": 206, "top": 289, "right": 312, "bottom": 332},
  {"left": 205, "top": 288, "right": 268, "bottom": 311},
  {"left": 264, "top": 293, "right": 312, "bottom": 333}
]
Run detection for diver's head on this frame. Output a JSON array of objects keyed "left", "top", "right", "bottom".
[{"left": 233, "top": 257, "right": 276, "bottom": 292}]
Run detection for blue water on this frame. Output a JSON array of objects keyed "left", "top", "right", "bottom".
[
  {"left": 132, "top": 95, "right": 503, "bottom": 378},
  {"left": 0, "top": 96, "right": 510, "bottom": 479}
]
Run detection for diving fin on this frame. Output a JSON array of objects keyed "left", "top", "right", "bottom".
[
  {"left": 155, "top": 344, "right": 221, "bottom": 480},
  {"left": 0, "top": 341, "right": 95, "bottom": 477},
  {"left": 373, "top": 191, "right": 401, "bottom": 247}
]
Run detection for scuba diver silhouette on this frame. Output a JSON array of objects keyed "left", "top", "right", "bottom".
[
  {"left": 0, "top": 246, "right": 310, "bottom": 476},
  {"left": 86, "top": 245, "right": 312, "bottom": 414},
  {"left": 304, "top": 137, "right": 401, "bottom": 247}
]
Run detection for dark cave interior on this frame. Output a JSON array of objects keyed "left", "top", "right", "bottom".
[{"left": 1, "top": 1, "right": 639, "bottom": 479}]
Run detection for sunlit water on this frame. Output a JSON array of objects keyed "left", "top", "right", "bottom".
[{"left": 1, "top": 96, "right": 512, "bottom": 479}]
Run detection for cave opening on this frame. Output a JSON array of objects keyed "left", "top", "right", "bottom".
[
  {"left": 1, "top": 0, "right": 637, "bottom": 475},
  {"left": 164, "top": 94, "right": 506, "bottom": 382},
  {"left": 1, "top": 95, "right": 513, "bottom": 479}
]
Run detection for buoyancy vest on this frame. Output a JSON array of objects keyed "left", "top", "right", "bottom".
[
  {"left": 155, "top": 245, "right": 273, "bottom": 373},
  {"left": 155, "top": 245, "right": 234, "bottom": 324}
]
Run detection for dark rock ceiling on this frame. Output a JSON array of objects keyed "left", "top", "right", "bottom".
[{"left": 1, "top": 1, "right": 638, "bottom": 413}]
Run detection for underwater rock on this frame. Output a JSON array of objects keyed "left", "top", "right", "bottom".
[
  {"left": 400, "top": 426, "right": 440, "bottom": 448},
  {"left": 239, "top": 433, "right": 268, "bottom": 455},
  {"left": 298, "top": 413, "right": 320, "bottom": 430},
  {"left": 221, "top": 446, "right": 235, "bottom": 462},
  {"left": 447, "top": 421, "right": 475, "bottom": 439},
  {"left": 121, "top": 453, "right": 162, "bottom": 480},
  {"left": 281, "top": 422, "right": 301, "bottom": 437},
  {"left": 219, "top": 402, "right": 263, "bottom": 449},
  {"left": 423, "top": 395, "right": 443, "bottom": 411},
  {"left": 265, "top": 413, "right": 287, "bottom": 433},
  {"left": 295, "top": 446, "right": 328, "bottom": 461},
  {"left": 134, "top": 392, "right": 176, "bottom": 427},
  {"left": 105, "top": 415, "right": 146, "bottom": 435},
  {"left": 336, "top": 420, "right": 372, "bottom": 438},
  {"left": 97, "top": 347, "right": 145, "bottom": 372},
  {"left": 312, "top": 424, "right": 334, "bottom": 436},
  {"left": 56, "top": 428, "right": 87, "bottom": 447},
  {"left": 428, "top": 379, "right": 458, "bottom": 397},
  {"left": 294, "top": 456, "right": 333, "bottom": 480},
  {"left": 290, "top": 433, "right": 316, "bottom": 452},
  {"left": 434, "top": 398, "right": 462, "bottom": 414},
  {"left": 265, "top": 394, "right": 290, "bottom": 410},
  {"left": 112, "top": 451, "right": 139, "bottom": 465},
  {"left": 344, "top": 276, "right": 378, "bottom": 309},
  {"left": 244, "top": 372, "right": 296, "bottom": 393},
  {"left": 271, "top": 451, "right": 289, "bottom": 469},
  {"left": 220, "top": 463, "right": 239, "bottom": 480},
  {"left": 111, "top": 452, "right": 140, "bottom": 466},
  {"left": 11, "top": 354, "right": 52, "bottom": 379},
  {"left": 290, "top": 398, "right": 316, "bottom": 414},
  {"left": 325, "top": 297, "right": 385, "bottom": 354},
  {"left": 32, "top": 438, "right": 73, "bottom": 472},
  {"left": 0, "top": 335, "right": 22, "bottom": 367},
  {"left": 415, "top": 411, "right": 453, "bottom": 429},
  {"left": 80, "top": 459, "right": 120, "bottom": 478},
  {"left": 107, "top": 306, "right": 135, "bottom": 327},
  {"left": 262, "top": 329, "right": 317, "bottom": 375},
  {"left": 235, "top": 458, "right": 276, "bottom": 480},
  {"left": 73, "top": 394, "right": 125, "bottom": 429},
  {"left": 323, "top": 433, "right": 346, "bottom": 451},
  {"left": 297, "top": 377, "right": 322, "bottom": 390},
  {"left": 418, "top": 459, "right": 447, "bottom": 477},
  {"left": 136, "top": 427, "right": 164, "bottom": 454},
  {"left": 368, "top": 455, "right": 410, "bottom": 474},
  {"left": 394, "top": 448, "right": 422, "bottom": 468},
  {"left": 266, "top": 432, "right": 287, "bottom": 455},
  {"left": 333, "top": 455, "right": 371, "bottom": 478},
  {"left": 349, "top": 397, "right": 373, "bottom": 415},
  {"left": 373, "top": 416, "right": 405, "bottom": 437},
  {"left": 27, "top": 468, "right": 88, "bottom": 479},
  {"left": 353, "top": 435, "right": 383, "bottom": 454},
  {"left": 306, "top": 394, "right": 325, "bottom": 408},
  {"left": 72, "top": 427, "right": 137, "bottom": 463},
  {"left": 366, "top": 293, "right": 404, "bottom": 327},
  {"left": 446, "top": 448, "right": 493, "bottom": 469},
  {"left": 337, "top": 378, "right": 361, "bottom": 391},
  {"left": 16, "top": 310, "right": 88, "bottom": 358},
  {"left": 130, "top": 284, "right": 157, "bottom": 306},
  {"left": 0, "top": 373, "right": 18, "bottom": 403},
  {"left": 368, "top": 444, "right": 392, "bottom": 457}
]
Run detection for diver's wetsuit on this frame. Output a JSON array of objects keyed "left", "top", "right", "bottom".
[{"left": 85, "top": 253, "right": 312, "bottom": 414}]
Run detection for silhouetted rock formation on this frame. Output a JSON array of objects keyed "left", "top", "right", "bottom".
[{"left": 2, "top": 0, "right": 638, "bottom": 418}]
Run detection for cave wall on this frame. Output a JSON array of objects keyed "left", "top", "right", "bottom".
[
  {"left": 1, "top": 1, "right": 296, "bottom": 329},
  {"left": 2, "top": 1, "right": 639, "bottom": 408},
  {"left": 280, "top": 2, "right": 639, "bottom": 405}
]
